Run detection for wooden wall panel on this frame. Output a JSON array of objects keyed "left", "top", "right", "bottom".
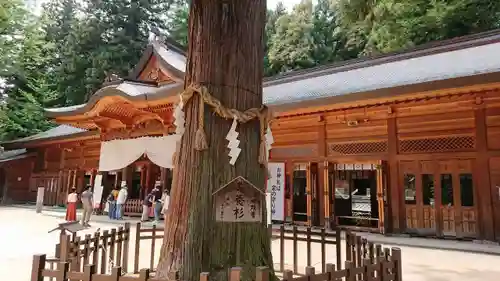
[
  {"left": 486, "top": 107, "right": 500, "bottom": 150},
  {"left": 489, "top": 157, "right": 500, "bottom": 240},
  {"left": 397, "top": 110, "right": 475, "bottom": 154},
  {"left": 3, "top": 158, "right": 35, "bottom": 202}
]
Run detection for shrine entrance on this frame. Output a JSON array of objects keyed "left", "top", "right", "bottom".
[
  {"left": 401, "top": 159, "right": 477, "bottom": 238},
  {"left": 327, "top": 162, "right": 385, "bottom": 232}
]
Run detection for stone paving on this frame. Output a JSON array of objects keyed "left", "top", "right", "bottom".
[{"left": 1, "top": 206, "right": 500, "bottom": 281}]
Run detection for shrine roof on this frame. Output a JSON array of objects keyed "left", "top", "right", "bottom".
[
  {"left": 47, "top": 29, "right": 500, "bottom": 117},
  {"left": 1, "top": 125, "right": 89, "bottom": 148},
  {"left": 45, "top": 81, "right": 182, "bottom": 117},
  {"left": 0, "top": 149, "right": 32, "bottom": 164},
  {"left": 263, "top": 29, "right": 500, "bottom": 110}
]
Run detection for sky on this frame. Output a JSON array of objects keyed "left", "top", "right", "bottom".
[
  {"left": 267, "top": 0, "right": 305, "bottom": 10},
  {"left": 31, "top": 0, "right": 306, "bottom": 13}
]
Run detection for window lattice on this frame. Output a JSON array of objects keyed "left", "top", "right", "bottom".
[
  {"left": 329, "top": 141, "right": 388, "bottom": 155},
  {"left": 399, "top": 136, "right": 475, "bottom": 153}
]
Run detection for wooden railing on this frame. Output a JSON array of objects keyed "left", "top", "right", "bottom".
[
  {"left": 33, "top": 251, "right": 402, "bottom": 281},
  {"left": 134, "top": 223, "right": 164, "bottom": 273},
  {"left": 270, "top": 225, "right": 342, "bottom": 274},
  {"left": 46, "top": 223, "right": 131, "bottom": 277},
  {"left": 37, "top": 223, "right": 402, "bottom": 281}
]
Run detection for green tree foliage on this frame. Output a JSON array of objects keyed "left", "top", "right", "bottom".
[
  {"left": 0, "top": 15, "right": 57, "bottom": 140},
  {"left": 3, "top": 0, "right": 500, "bottom": 141},
  {"left": 337, "top": 0, "right": 500, "bottom": 55}
]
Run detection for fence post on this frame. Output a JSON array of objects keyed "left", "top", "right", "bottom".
[
  {"left": 72, "top": 236, "right": 81, "bottom": 271},
  {"left": 392, "top": 248, "right": 402, "bottom": 281},
  {"left": 150, "top": 225, "right": 156, "bottom": 271},
  {"left": 31, "top": 254, "right": 46, "bottom": 281},
  {"left": 200, "top": 272, "right": 210, "bottom": 281},
  {"left": 345, "top": 261, "right": 354, "bottom": 281},
  {"left": 355, "top": 236, "right": 362, "bottom": 268},
  {"left": 56, "top": 262, "right": 69, "bottom": 281},
  {"left": 305, "top": 266, "right": 315, "bottom": 279},
  {"left": 292, "top": 226, "right": 298, "bottom": 274},
  {"left": 100, "top": 230, "right": 109, "bottom": 274},
  {"left": 345, "top": 230, "right": 351, "bottom": 262},
  {"left": 335, "top": 228, "right": 341, "bottom": 270},
  {"left": 280, "top": 225, "right": 285, "bottom": 272},
  {"left": 325, "top": 263, "right": 335, "bottom": 281},
  {"left": 116, "top": 226, "right": 123, "bottom": 267},
  {"left": 83, "top": 264, "right": 96, "bottom": 281},
  {"left": 229, "top": 267, "right": 242, "bottom": 281},
  {"left": 306, "top": 227, "right": 311, "bottom": 267},
  {"left": 60, "top": 234, "right": 70, "bottom": 263},
  {"left": 92, "top": 231, "right": 100, "bottom": 269},
  {"left": 111, "top": 266, "right": 122, "bottom": 281},
  {"left": 139, "top": 269, "right": 151, "bottom": 281},
  {"left": 320, "top": 228, "right": 326, "bottom": 272},
  {"left": 282, "top": 270, "right": 294, "bottom": 281},
  {"left": 256, "top": 267, "right": 269, "bottom": 281},
  {"left": 134, "top": 222, "right": 141, "bottom": 273},
  {"left": 123, "top": 223, "right": 130, "bottom": 272}
]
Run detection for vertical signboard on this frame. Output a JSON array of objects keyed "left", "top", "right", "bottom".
[
  {"left": 92, "top": 174, "right": 104, "bottom": 208},
  {"left": 267, "top": 162, "right": 285, "bottom": 222}
]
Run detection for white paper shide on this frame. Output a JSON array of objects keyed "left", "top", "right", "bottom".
[
  {"left": 265, "top": 124, "right": 274, "bottom": 161},
  {"left": 266, "top": 162, "right": 285, "bottom": 221},
  {"left": 226, "top": 117, "right": 241, "bottom": 165}
]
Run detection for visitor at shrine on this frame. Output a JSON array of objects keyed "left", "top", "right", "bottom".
[
  {"left": 116, "top": 183, "right": 128, "bottom": 220},
  {"left": 80, "top": 185, "right": 93, "bottom": 227},
  {"left": 160, "top": 188, "right": 170, "bottom": 220},
  {"left": 65, "top": 187, "right": 78, "bottom": 221},
  {"left": 106, "top": 191, "right": 116, "bottom": 219},
  {"left": 141, "top": 188, "right": 154, "bottom": 222},
  {"left": 152, "top": 185, "right": 162, "bottom": 225}
]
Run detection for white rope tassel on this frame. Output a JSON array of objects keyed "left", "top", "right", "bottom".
[
  {"left": 226, "top": 116, "right": 241, "bottom": 165},
  {"left": 173, "top": 96, "right": 185, "bottom": 136}
]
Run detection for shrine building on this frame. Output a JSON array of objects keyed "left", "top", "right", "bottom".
[{"left": 3, "top": 30, "right": 500, "bottom": 241}]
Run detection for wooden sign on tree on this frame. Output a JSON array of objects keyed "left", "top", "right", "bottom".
[{"left": 213, "top": 176, "right": 264, "bottom": 223}]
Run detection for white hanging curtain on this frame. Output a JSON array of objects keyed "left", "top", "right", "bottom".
[
  {"left": 99, "top": 135, "right": 180, "bottom": 171},
  {"left": 145, "top": 135, "right": 181, "bottom": 169}
]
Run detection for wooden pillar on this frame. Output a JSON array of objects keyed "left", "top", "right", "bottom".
[
  {"left": 140, "top": 164, "right": 148, "bottom": 199},
  {"left": 321, "top": 161, "right": 330, "bottom": 228},
  {"left": 317, "top": 115, "right": 327, "bottom": 227},
  {"left": 114, "top": 171, "right": 121, "bottom": 189},
  {"left": 90, "top": 169, "right": 97, "bottom": 188},
  {"left": 475, "top": 107, "right": 494, "bottom": 240},
  {"left": 286, "top": 161, "right": 294, "bottom": 223},
  {"left": 387, "top": 116, "right": 400, "bottom": 233},
  {"left": 306, "top": 163, "right": 312, "bottom": 227}
]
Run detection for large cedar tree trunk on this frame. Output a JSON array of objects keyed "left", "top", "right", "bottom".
[{"left": 156, "top": 1, "right": 273, "bottom": 280}]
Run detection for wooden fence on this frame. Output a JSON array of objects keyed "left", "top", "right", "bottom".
[
  {"left": 269, "top": 225, "right": 342, "bottom": 274},
  {"left": 134, "top": 223, "right": 164, "bottom": 273},
  {"left": 36, "top": 223, "right": 402, "bottom": 281},
  {"left": 32, "top": 248, "right": 401, "bottom": 281},
  {"left": 46, "top": 223, "right": 131, "bottom": 277}
]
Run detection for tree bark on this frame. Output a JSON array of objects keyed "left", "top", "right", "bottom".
[{"left": 156, "top": 1, "right": 272, "bottom": 280}]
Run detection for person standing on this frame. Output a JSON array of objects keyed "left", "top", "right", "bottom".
[
  {"left": 106, "top": 191, "right": 116, "bottom": 219},
  {"left": 141, "top": 188, "right": 153, "bottom": 222},
  {"left": 80, "top": 185, "right": 93, "bottom": 227},
  {"left": 116, "top": 183, "right": 128, "bottom": 220},
  {"left": 160, "top": 188, "right": 170, "bottom": 220},
  {"left": 152, "top": 185, "right": 163, "bottom": 225},
  {"left": 65, "top": 187, "right": 78, "bottom": 221}
]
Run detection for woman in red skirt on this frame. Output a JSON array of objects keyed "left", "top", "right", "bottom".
[{"left": 66, "top": 187, "right": 78, "bottom": 221}]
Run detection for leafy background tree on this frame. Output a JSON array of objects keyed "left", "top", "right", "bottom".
[{"left": 1, "top": 0, "right": 500, "bottom": 141}]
